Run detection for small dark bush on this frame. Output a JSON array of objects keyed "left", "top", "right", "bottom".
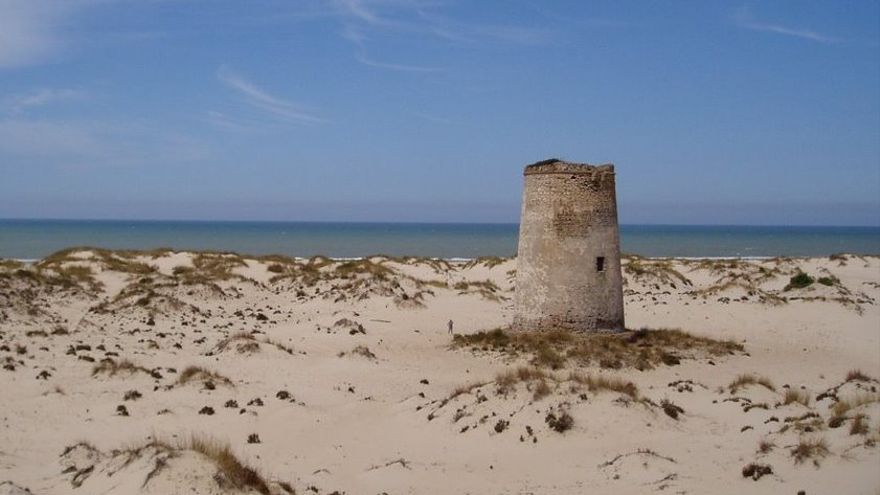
[
  {"left": 545, "top": 411, "right": 574, "bottom": 433},
  {"left": 742, "top": 463, "right": 772, "bottom": 480},
  {"left": 661, "top": 399, "right": 684, "bottom": 420},
  {"left": 247, "top": 433, "right": 261, "bottom": 444},
  {"left": 123, "top": 390, "right": 142, "bottom": 401},
  {"left": 784, "top": 272, "right": 814, "bottom": 291}
]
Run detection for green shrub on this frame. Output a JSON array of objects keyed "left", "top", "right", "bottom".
[{"left": 784, "top": 272, "right": 814, "bottom": 291}]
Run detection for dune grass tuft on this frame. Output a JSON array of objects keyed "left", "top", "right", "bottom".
[
  {"left": 728, "top": 374, "right": 775, "bottom": 394},
  {"left": 177, "top": 366, "right": 233, "bottom": 387}
]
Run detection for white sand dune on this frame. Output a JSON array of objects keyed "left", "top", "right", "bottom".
[{"left": 1, "top": 250, "right": 878, "bottom": 494}]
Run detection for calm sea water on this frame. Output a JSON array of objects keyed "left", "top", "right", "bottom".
[{"left": 0, "top": 219, "right": 878, "bottom": 260}]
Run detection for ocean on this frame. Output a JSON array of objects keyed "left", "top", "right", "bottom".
[{"left": 0, "top": 219, "right": 878, "bottom": 260}]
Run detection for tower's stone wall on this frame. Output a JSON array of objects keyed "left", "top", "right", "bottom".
[{"left": 513, "top": 159, "right": 625, "bottom": 332}]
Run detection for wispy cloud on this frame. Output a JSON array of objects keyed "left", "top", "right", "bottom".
[
  {"left": 331, "top": 0, "right": 551, "bottom": 72},
  {"left": 354, "top": 52, "right": 441, "bottom": 72},
  {"left": 732, "top": 8, "right": 841, "bottom": 44},
  {"left": 5, "top": 88, "right": 85, "bottom": 114},
  {"left": 217, "top": 66, "right": 325, "bottom": 125}
]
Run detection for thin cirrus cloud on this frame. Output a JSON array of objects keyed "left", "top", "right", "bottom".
[
  {"left": 354, "top": 52, "right": 441, "bottom": 73},
  {"left": 332, "top": 0, "right": 549, "bottom": 72},
  {"left": 732, "top": 8, "right": 841, "bottom": 44},
  {"left": 216, "top": 66, "right": 325, "bottom": 125},
  {"left": 5, "top": 88, "right": 84, "bottom": 114}
]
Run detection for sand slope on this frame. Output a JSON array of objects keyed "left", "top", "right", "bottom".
[{"left": 1, "top": 250, "right": 878, "bottom": 494}]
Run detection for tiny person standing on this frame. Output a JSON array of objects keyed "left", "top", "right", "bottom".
[{"left": 447, "top": 319, "right": 454, "bottom": 335}]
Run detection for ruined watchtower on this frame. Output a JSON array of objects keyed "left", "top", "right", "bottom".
[{"left": 513, "top": 159, "right": 624, "bottom": 332}]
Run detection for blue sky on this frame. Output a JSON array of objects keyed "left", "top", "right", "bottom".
[{"left": 0, "top": 0, "right": 878, "bottom": 225}]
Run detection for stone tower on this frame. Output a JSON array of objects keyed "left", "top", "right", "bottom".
[{"left": 513, "top": 159, "right": 625, "bottom": 332}]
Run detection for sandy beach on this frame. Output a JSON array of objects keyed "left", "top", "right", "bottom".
[{"left": 1, "top": 249, "right": 878, "bottom": 494}]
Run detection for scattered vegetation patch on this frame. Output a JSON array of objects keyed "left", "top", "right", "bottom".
[
  {"left": 728, "top": 374, "right": 775, "bottom": 394},
  {"left": 453, "top": 327, "right": 742, "bottom": 370},
  {"left": 784, "top": 272, "right": 814, "bottom": 291},
  {"left": 742, "top": 463, "right": 773, "bottom": 480},
  {"left": 92, "top": 358, "right": 161, "bottom": 379},
  {"left": 102, "top": 435, "right": 274, "bottom": 494},
  {"left": 545, "top": 410, "right": 574, "bottom": 433},
  {"left": 177, "top": 366, "right": 233, "bottom": 387},
  {"left": 790, "top": 436, "right": 829, "bottom": 464},
  {"left": 623, "top": 256, "right": 692, "bottom": 288},
  {"left": 660, "top": 399, "right": 684, "bottom": 420},
  {"left": 781, "top": 388, "right": 811, "bottom": 407}
]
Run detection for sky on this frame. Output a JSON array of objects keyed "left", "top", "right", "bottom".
[{"left": 0, "top": 0, "right": 878, "bottom": 225}]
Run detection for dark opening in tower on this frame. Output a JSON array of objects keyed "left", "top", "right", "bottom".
[{"left": 596, "top": 256, "right": 605, "bottom": 272}]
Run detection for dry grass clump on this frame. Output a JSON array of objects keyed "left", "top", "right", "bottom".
[
  {"left": 210, "top": 332, "right": 295, "bottom": 356},
  {"left": 623, "top": 256, "right": 692, "bottom": 287},
  {"left": 831, "top": 392, "right": 880, "bottom": 417},
  {"left": 177, "top": 366, "right": 233, "bottom": 387},
  {"left": 462, "top": 256, "right": 507, "bottom": 269},
  {"left": 452, "top": 279, "right": 506, "bottom": 301},
  {"left": 790, "top": 436, "right": 829, "bottom": 464},
  {"left": 186, "top": 435, "right": 270, "bottom": 493},
  {"left": 781, "top": 388, "right": 811, "bottom": 407},
  {"left": 741, "top": 462, "right": 773, "bottom": 480},
  {"left": 0, "top": 259, "right": 24, "bottom": 270},
  {"left": 846, "top": 369, "right": 873, "bottom": 382},
  {"left": 108, "top": 435, "right": 274, "bottom": 494},
  {"left": 492, "top": 367, "right": 638, "bottom": 401},
  {"left": 334, "top": 259, "right": 393, "bottom": 280},
  {"left": 728, "top": 374, "right": 775, "bottom": 394},
  {"left": 92, "top": 358, "right": 160, "bottom": 379},
  {"left": 338, "top": 345, "right": 377, "bottom": 360},
  {"left": 495, "top": 366, "right": 549, "bottom": 394},
  {"left": 568, "top": 371, "right": 639, "bottom": 398},
  {"left": 453, "top": 327, "right": 742, "bottom": 371},
  {"left": 173, "top": 252, "right": 247, "bottom": 284},
  {"left": 214, "top": 332, "right": 262, "bottom": 354}
]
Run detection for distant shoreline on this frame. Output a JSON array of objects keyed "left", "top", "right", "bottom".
[{"left": 1, "top": 219, "right": 878, "bottom": 259}]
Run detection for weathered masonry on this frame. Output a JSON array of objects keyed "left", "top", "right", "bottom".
[{"left": 513, "top": 159, "right": 625, "bottom": 332}]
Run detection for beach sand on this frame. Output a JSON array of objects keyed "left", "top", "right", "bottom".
[{"left": 1, "top": 249, "right": 878, "bottom": 494}]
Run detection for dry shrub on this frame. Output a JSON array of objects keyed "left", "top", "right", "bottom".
[
  {"left": 846, "top": 369, "right": 873, "bottom": 382},
  {"left": 92, "top": 358, "right": 160, "bottom": 379},
  {"left": 790, "top": 436, "right": 829, "bottom": 464},
  {"left": 832, "top": 393, "right": 880, "bottom": 417},
  {"left": 850, "top": 414, "right": 869, "bottom": 435},
  {"left": 177, "top": 366, "right": 233, "bottom": 387},
  {"left": 781, "top": 388, "right": 810, "bottom": 407},
  {"left": 568, "top": 371, "right": 639, "bottom": 398},
  {"left": 112, "top": 435, "right": 271, "bottom": 494}
]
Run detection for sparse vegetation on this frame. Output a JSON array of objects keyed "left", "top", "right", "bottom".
[
  {"left": 790, "top": 436, "right": 829, "bottom": 464},
  {"left": 784, "top": 272, "right": 814, "bottom": 291},
  {"left": 846, "top": 369, "right": 873, "bottom": 382},
  {"left": 92, "top": 358, "right": 161, "bottom": 379},
  {"left": 742, "top": 463, "right": 773, "bottom": 480},
  {"left": 781, "top": 388, "right": 810, "bottom": 407},
  {"left": 850, "top": 414, "right": 869, "bottom": 435},
  {"left": 660, "top": 398, "right": 684, "bottom": 420},
  {"left": 453, "top": 327, "right": 742, "bottom": 371},
  {"left": 177, "top": 366, "right": 233, "bottom": 387},
  {"left": 728, "top": 374, "right": 775, "bottom": 394},
  {"left": 545, "top": 410, "right": 574, "bottom": 433}
]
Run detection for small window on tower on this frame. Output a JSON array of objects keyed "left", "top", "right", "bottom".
[{"left": 596, "top": 256, "right": 605, "bottom": 272}]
